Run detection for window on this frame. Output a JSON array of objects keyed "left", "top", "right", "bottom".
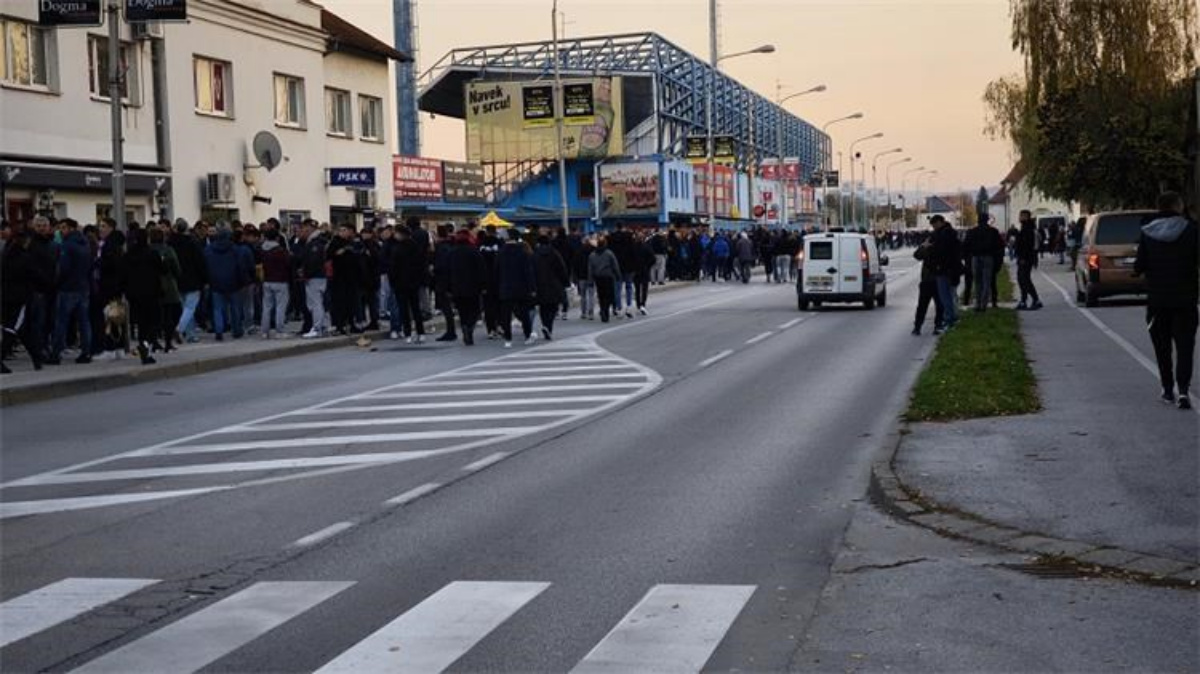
[
  {"left": 194, "top": 56, "right": 232, "bottom": 116},
  {"left": 359, "top": 94, "right": 382, "bottom": 141},
  {"left": 274, "top": 73, "right": 306, "bottom": 128},
  {"left": 2, "top": 18, "right": 54, "bottom": 89},
  {"left": 88, "top": 36, "right": 137, "bottom": 103},
  {"left": 325, "top": 87, "right": 351, "bottom": 137}
]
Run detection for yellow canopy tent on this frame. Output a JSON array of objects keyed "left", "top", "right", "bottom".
[{"left": 479, "top": 211, "right": 514, "bottom": 228}]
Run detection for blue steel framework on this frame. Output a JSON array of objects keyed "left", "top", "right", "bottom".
[
  {"left": 418, "top": 32, "right": 830, "bottom": 209},
  {"left": 393, "top": 0, "right": 421, "bottom": 156}
]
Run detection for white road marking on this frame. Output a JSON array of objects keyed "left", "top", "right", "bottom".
[
  {"left": 745, "top": 331, "right": 773, "bottom": 345},
  {"left": 290, "top": 521, "right": 354, "bottom": 548},
  {"left": 314, "top": 581, "right": 549, "bottom": 674},
  {"left": 73, "top": 582, "right": 353, "bottom": 674},
  {"left": 436, "top": 364, "right": 638, "bottom": 376},
  {"left": 306, "top": 396, "right": 625, "bottom": 415},
  {"left": 0, "top": 578, "right": 158, "bottom": 647},
  {"left": 570, "top": 584, "right": 756, "bottom": 674},
  {"left": 698, "top": 350, "right": 734, "bottom": 368},
  {"left": 778, "top": 317, "right": 804, "bottom": 330},
  {"left": 461, "top": 452, "right": 509, "bottom": 472},
  {"left": 384, "top": 482, "right": 441, "bottom": 506},
  {"left": 364, "top": 383, "right": 644, "bottom": 398},
  {"left": 409, "top": 373, "right": 646, "bottom": 386},
  {"left": 0, "top": 488, "right": 228, "bottom": 519},
  {"left": 234, "top": 411, "right": 575, "bottom": 432},
  {"left": 135, "top": 429, "right": 532, "bottom": 456},
  {"left": 1040, "top": 271, "right": 1200, "bottom": 418},
  {"left": 487, "top": 357, "right": 614, "bottom": 365}
]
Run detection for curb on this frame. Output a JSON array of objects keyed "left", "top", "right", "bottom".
[
  {"left": 1, "top": 281, "right": 697, "bottom": 408},
  {"left": 870, "top": 434, "right": 1200, "bottom": 589}
]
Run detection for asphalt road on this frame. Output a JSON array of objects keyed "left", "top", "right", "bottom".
[{"left": 1, "top": 257, "right": 940, "bottom": 672}]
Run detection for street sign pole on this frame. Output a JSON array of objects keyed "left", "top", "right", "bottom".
[{"left": 107, "top": 0, "right": 125, "bottom": 230}]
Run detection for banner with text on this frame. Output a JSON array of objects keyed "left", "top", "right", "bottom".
[
  {"left": 600, "top": 162, "right": 660, "bottom": 217},
  {"left": 393, "top": 156, "right": 444, "bottom": 201},
  {"left": 466, "top": 77, "right": 624, "bottom": 163}
]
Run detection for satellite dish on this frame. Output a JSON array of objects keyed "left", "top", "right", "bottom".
[{"left": 252, "top": 131, "right": 283, "bottom": 172}]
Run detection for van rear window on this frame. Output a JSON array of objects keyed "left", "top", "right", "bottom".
[
  {"left": 1095, "top": 213, "right": 1154, "bottom": 245},
  {"left": 809, "top": 241, "right": 833, "bottom": 260}
]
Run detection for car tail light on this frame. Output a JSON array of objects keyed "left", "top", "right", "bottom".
[{"left": 1087, "top": 253, "right": 1101, "bottom": 270}]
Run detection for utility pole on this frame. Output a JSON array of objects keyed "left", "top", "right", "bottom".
[
  {"left": 551, "top": 0, "right": 569, "bottom": 232},
  {"left": 706, "top": 0, "right": 717, "bottom": 227},
  {"left": 107, "top": 0, "right": 125, "bottom": 230}
]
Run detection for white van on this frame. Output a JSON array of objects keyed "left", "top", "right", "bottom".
[{"left": 796, "top": 232, "right": 888, "bottom": 310}]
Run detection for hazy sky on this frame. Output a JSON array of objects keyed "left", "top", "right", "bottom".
[{"left": 325, "top": 0, "right": 1025, "bottom": 195}]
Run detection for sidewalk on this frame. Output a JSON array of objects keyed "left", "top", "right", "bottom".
[
  {"left": 0, "top": 281, "right": 693, "bottom": 407},
  {"left": 875, "top": 268, "right": 1199, "bottom": 582}
]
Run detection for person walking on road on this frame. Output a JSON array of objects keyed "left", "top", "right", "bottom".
[
  {"left": 588, "top": 236, "right": 621, "bottom": 323},
  {"left": 1015, "top": 209, "right": 1043, "bottom": 311},
  {"left": 633, "top": 233, "right": 656, "bottom": 315},
  {"left": 930, "top": 215, "right": 961, "bottom": 329},
  {"left": 389, "top": 225, "right": 427, "bottom": 344},
  {"left": 572, "top": 237, "right": 596, "bottom": 320},
  {"left": 448, "top": 229, "right": 484, "bottom": 345},
  {"left": 495, "top": 229, "right": 537, "bottom": 347},
  {"left": 1134, "top": 192, "right": 1199, "bottom": 410},
  {"left": 533, "top": 235, "right": 569, "bottom": 340},
  {"left": 432, "top": 225, "right": 458, "bottom": 342},
  {"left": 735, "top": 232, "right": 755, "bottom": 284},
  {"left": 912, "top": 237, "right": 944, "bottom": 335}
]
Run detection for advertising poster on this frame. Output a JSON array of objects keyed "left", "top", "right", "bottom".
[
  {"left": 600, "top": 163, "right": 660, "bottom": 217},
  {"left": 685, "top": 136, "right": 707, "bottom": 164},
  {"left": 562, "top": 82, "right": 595, "bottom": 125},
  {"left": 442, "top": 161, "right": 487, "bottom": 203},
  {"left": 466, "top": 77, "right": 624, "bottom": 162},
  {"left": 393, "top": 156, "right": 444, "bottom": 201},
  {"left": 522, "top": 85, "right": 554, "bottom": 128},
  {"left": 713, "top": 135, "right": 736, "bottom": 166}
]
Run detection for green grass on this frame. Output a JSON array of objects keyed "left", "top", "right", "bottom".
[
  {"left": 997, "top": 263, "right": 1015, "bottom": 303},
  {"left": 906, "top": 307, "right": 1040, "bottom": 422}
]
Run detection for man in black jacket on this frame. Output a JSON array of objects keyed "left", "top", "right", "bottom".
[
  {"left": 962, "top": 215, "right": 1006, "bottom": 312},
  {"left": 169, "top": 219, "right": 208, "bottom": 342},
  {"left": 1015, "top": 210, "right": 1043, "bottom": 310},
  {"left": 448, "top": 229, "right": 484, "bottom": 345},
  {"left": 432, "top": 225, "right": 457, "bottom": 341},
  {"left": 1135, "top": 192, "right": 1199, "bottom": 409},
  {"left": 929, "top": 215, "right": 961, "bottom": 329}
]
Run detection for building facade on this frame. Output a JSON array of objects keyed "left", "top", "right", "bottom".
[{"left": 1, "top": 0, "right": 407, "bottom": 228}]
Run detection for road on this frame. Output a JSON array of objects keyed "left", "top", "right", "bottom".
[{"left": 0, "top": 254, "right": 938, "bottom": 672}]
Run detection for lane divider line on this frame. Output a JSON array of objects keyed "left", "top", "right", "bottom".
[
  {"left": 462, "top": 452, "right": 509, "bottom": 473},
  {"left": 778, "top": 317, "right": 804, "bottom": 330},
  {"left": 384, "top": 482, "right": 442, "bottom": 507},
  {"left": 745, "top": 331, "right": 773, "bottom": 345},
  {"left": 290, "top": 521, "right": 355, "bottom": 548},
  {"left": 698, "top": 350, "right": 734, "bottom": 369}
]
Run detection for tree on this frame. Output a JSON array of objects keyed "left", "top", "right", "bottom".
[{"left": 984, "top": 0, "right": 1198, "bottom": 209}]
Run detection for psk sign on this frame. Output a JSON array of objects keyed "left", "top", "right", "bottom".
[{"left": 328, "top": 167, "right": 376, "bottom": 188}]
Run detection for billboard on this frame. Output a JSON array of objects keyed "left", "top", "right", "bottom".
[
  {"left": 39, "top": 0, "right": 101, "bottom": 25},
  {"left": 685, "top": 136, "right": 707, "bottom": 164},
  {"left": 713, "top": 135, "right": 736, "bottom": 166},
  {"left": 442, "top": 161, "right": 486, "bottom": 203},
  {"left": 393, "top": 156, "right": 444, "bottom": 201},
  {"left": 761, "top": 158, "right": 802, "bottom": 182},
  {"left": 466, "top": 77, "right": 624, "bottom": 162},
  {"left": 600, "top": 162, "right": 659, "bottom": 217}
]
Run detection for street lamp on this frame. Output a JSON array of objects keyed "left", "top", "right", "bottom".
[
  {"left": 704, "top": 38, "right": 775, "bottom": 227},
  {"left": 848, "top": 132, "right": 883, "bottom": 228},
  {"left": 916, "top": 170, "right": 938, "bottom": 228},
  {"left": 869, "top": 147, "right": 902, "bottom": 229},
  {"left": 819, "top": 112, "right": 863, "bottom": 228},
  {"left": 900, "top": 165, "right": 926, "bottom": 229},
  {"left": 551, "top": 0, "right": 569, "bottom": 232},
  {"left": 775, "top": 83, "right": 826, "bottom": 227},
  {"left": 884, "top": 157, "right": 911, "bottom": 230}
]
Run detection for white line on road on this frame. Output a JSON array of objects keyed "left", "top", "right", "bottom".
[
  {"left": 462, "top": 452, "right": 509, "bottom": 472},
  {"left": 138, "top": 429, "right": 529, "bottom": 456},
  {"left": 745, "top": 331, "right": 774, "bottom": 345},
  {"left": 0, "top": 488, "right": 228, "bottom": 519},
  {"left": 778, "top": 317, "right": 804, "bottom": 330},
  {"left": 409, "top": 373, "right": 647, "bottom": 386},
  {"left": 234, "top": 411, "right": 576, "bottom": 432},
  {"left": 364, "top": 383, "right": 644, "bottom": 398},
  {"left": 440, "top": 364, "right": 637, "bottom": 376},
  {"left": 73, "top": 582, "right": 353, "bottom": 674},
  {"left": 698, "top": 350, "right": 734, "bottom": 368},
  {"left": 290, "top": 521, "right": 355, "bottom": 548},
  {"left": 384, "top": 482, "right": 441, "bottom": 506},
  {"left": 0, "top": 578, "right": 158, "bottom": 648},
  {"left": 570, "top": 584, "right": 756, "bottom": 674},
  {"left": 1040, "top": 271, "right": 1200, "bottom": 418},
  {"left": 314, "top": 581, "right": 549, "bottom": 674},
  {"left": 307, "top": 396, "right": 625, "bottom": 414}
]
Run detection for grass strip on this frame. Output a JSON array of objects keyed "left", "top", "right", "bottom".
[
  {"left": 906, "top": 307, "right": 1040, "bottom": 422},
  {"left": 997, "top": 263, "right": 1015, "bottom": 303}
]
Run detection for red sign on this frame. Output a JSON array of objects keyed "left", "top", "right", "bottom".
[
  {"left": 393, "top": 156, "right": 444, "bottom": 201},
  {"left": 761, "top": 163, "right": 780, "bottom": 181},
  {"left": 753, "top": 205, "right": 766, "bottom": 218},
  {"left": 782, "top": 159, "right": 801, "bottom": 181}
]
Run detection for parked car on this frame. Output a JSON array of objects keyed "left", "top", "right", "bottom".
[
  {"left": 1075, "top": 210, "right": 1157, "bottom": 307},
  {"left": 796, "top": 231, "right": 888, "bottom": 311}
]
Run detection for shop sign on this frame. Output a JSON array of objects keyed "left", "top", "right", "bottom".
[
  {"left": 327, "top": 167, "right": 376, "bottom": 188},
  {"left": 393, "top": 156, "right": 443, "bottom": 201},
  {"left": 442, "top": 161, "right": 486, "bottom": 203},
  {"left": 125, "top": 0, "right": 187, "bottom": 22},
  {"left": 713, "top": 135, "right": 736, "bottom": 166},
  {"left": 685, "top": 136, "right": 707, "bottom": 164},
  {"left": 38, "top": 0, "right": 102, "bottom": 26}
]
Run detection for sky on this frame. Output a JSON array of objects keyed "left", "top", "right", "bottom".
[{"left": 324, "top": 0, "right": 1025, "bottom": 196}]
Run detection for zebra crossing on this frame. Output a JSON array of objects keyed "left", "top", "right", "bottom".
[
  {"left": 0, "top": 339, "right": 661, "bottom": 520},
  {"left": 0, "top": 577, "right": 756, "bottom": 673}
]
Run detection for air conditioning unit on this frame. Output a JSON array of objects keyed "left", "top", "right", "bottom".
[
  {"left": 203, "top": 173, "right": 236, "bottom": 205},
  {"left": 131, "top": 22, "right": 164, "bottom": 40},
  {"left": 353, "top": 188, "right": 377, "bottom": 210}
]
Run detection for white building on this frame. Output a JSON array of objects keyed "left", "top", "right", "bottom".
[
  {"left": 992, "top": 161, "right": 1075, "bottom": 230},
  {"left": 1, "top": 0, "right": 407, "bottom": 228}
]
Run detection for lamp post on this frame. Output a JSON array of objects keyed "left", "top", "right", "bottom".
[
  {"left": 884, "top": 156, "right": 911, "bottom": 230},
  {"left": 916, "top": 169, "right": 938, "bottom": 228},
  {"left": 870, "top": 147, "right": 902, "bottom": 230},
  {"left": 900, "top": 165, "right": 926, "bottom": 229},
  {"left": 775, "top": 83, "right": 826, "bottom": 228},
  {"left": 820, "top": 112, "right": 863, "bottom": 228},
  {"left": 551, "top": 0, "right": 570, "bottom": 232},
  {"left": 704, "top": 13, "right": 774, "bottom": 228},
  {"left": 848, "top": 132, "right": 883, "bottom": 228}
]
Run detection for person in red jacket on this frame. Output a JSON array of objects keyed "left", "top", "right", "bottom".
[{"left": 259, "top": 229, "right": 292, "bottom": 338}]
